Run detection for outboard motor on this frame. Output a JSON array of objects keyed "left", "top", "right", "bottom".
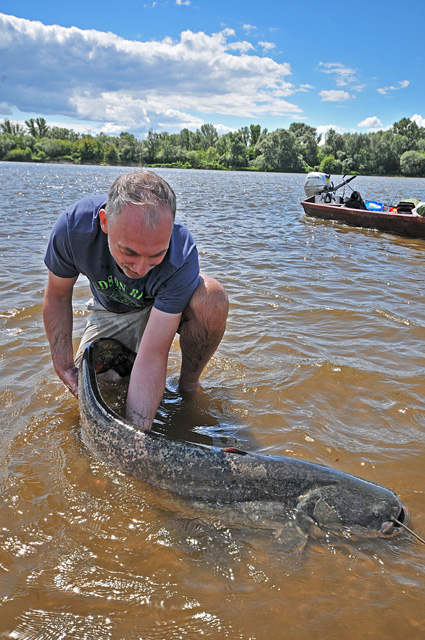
[
  {"left": 304, "top": 172, "right": 357, "bottom": 204},
  {"left": 304, "top": 172, "right": 332, "bottom": 199}
]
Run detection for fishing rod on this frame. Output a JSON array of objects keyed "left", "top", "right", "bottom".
[{"left": 329, "top": 174, "right": 357, "bottom": 193}]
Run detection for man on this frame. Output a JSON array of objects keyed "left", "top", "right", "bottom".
[{"left": 43, "top": 170, "right": 228, "bottom": 429}]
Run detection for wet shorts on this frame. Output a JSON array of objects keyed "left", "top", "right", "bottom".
[{"left": 75, "top": 298, "right": 154, "bottom": 365}]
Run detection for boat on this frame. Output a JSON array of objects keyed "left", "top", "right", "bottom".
[{"left": 300, "top": 173, "right": 425, "bottom": 240}]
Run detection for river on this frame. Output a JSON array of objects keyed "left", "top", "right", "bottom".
[{"left": 1, "top": 162, "right": 425, "bottom": 639}]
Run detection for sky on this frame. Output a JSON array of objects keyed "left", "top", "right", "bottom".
[{"left": 0, "top": 0, "right": 424, "bottom": 140}]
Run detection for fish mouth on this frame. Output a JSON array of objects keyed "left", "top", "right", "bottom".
[{"left": 380, "top": 505, "right": 410, "bottom": 536}]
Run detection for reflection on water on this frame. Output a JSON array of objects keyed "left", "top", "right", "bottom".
[{"left": 1, "top": 162, "right": 425, "bottom": 639}]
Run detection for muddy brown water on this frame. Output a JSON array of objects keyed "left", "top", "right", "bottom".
[{"left": 1, "top": 162, "right": 425, "bottom": 639}]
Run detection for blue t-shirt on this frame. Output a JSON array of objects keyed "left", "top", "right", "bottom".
[{"left": 44, "top": 194, "right": 200, "bottom": 314}]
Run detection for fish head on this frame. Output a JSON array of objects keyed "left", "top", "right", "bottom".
[
  {"left": 90, "top": 338, "right": 136, "bottom": 377},
  {"left": 296, "top": 480, "right": 409, "bottom": 539}
]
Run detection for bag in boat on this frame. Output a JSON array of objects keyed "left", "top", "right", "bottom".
[
  {"left": 396, "top": 200, "right": 418, "bottom": 214},
  {"left": 343, "top": 191, "right": 367, "bottom": 210}
]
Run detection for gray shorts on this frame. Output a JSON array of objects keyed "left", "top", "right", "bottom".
[{"left": 75, "top": 298, "right": 154, "bottom": 365}]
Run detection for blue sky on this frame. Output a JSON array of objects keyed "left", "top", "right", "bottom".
[{"left": 0, "top": 0, "right": 424, "bottom": 139}]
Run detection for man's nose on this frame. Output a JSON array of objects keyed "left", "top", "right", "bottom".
[{"left": 133, "top": 257, "right": 150, "bottom": 276}]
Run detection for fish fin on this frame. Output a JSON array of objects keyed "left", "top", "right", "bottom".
[
  {"left": 275, "top": 520, "right": 309, "bottom": 552},
  {"left": 313, "top": 498, "right": 343, "bottom": 527}
]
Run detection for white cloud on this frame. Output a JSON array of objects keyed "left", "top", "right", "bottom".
[
  {"left": 176, "top": 0, "right": 191, "bottom": 5},
  {"left": 242, "top": 24, "right": 257, "bottom": 33},
  {"left": 377, "top": 80, "right": 409, "bottom": 95},
  {"left": 411, "top": 113, "right": 425, "bottom": 128},
  {"left": 213, "top": 123, "right": 235, "bottom": 135},
  {"left": 0, "top": 13, "right": 302, "bottom": 135},
  {"left": 226, "top": 40, "right": 255, "bottom": 53},
  {"left": 357, "top": 116, "right": 383, "bottom": 130},
  {"left": 316, "top": 124, "right": 345, "bottom": 138},
  {"left": 297, "top": 84, "right": 314, "bottom": 93},
  {"left": 319, "top": 90, "right": 351, "bottom": 102},
  {"left": 0, "top": 102, "right": 13, "bottom": 115},
  {"left": 258, "top": 41, "right": 276, "bottom": 51},
  {"left": 318, "top": 62, "right": 359, "bottom": 87}
]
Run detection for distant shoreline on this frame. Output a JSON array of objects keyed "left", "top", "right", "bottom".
[
  {"left": 2, "top": 116, "right": 424, "bottom": 177},
  {"left": 1, "top": 158, "right": 416, "bottom": 179}
]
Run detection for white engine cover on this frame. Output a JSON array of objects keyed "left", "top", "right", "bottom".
[{"left": 304, "top": 172, "right": 331, "bottom": 198}]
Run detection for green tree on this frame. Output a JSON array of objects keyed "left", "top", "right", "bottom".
[
  {"left": 250, "top": 124, "right": 262, "bottom": 147},
  {"left": 239, "top": 126, "right": 251, "bottom": 146},
  {"left": 116, "top": 132, "right": 140, "bottom": 164},
  {"left": 1, "top": 119, "right": 24, "bottom": 136},
  {"left": 25, "top": 118, "right": 38, "bottom": 137},
  {"left": 25, "top": 117, "right": 49, "bottom": 138},
  {"left": 20, "top": 135, "right": 37, "bottom": 152},
  {"left": 35, "top": 118, "right": 49, "bottom": 137},
  {"left": 178, "top": 128, "right": 196, "bottom": 150},
  {"left": 103, "top": 143, "right": 120, "bottom": 164},
  {"left": 156, "top": 133, "right": 178, "bottom": 164},
  {"left": 73, "top": 136, "right": 103, "bottom": 163},
  {"left": 289, "top": 123, "right": 320, "bottom": 169},
  {"left": 319, "top": 154, "right": 341, "bottom": 174},
  {"left": 35, "top": 149, "right": 46, "bottom": 162},
  {"left": 369, "top": 131, "right": 399, "bottom": 175},
  {"left": 202, "top": 146, "right": 222, "bottom": 169},
  {"left": 400, "top": 150, "right": 425, "bottom": 176},
  {"left": 289, "top": 122, "right": 319, "bottom": 141},
  {"left": 37, "top": 138, "right": 73, "bottom": 158},
  {"left": 343, "top": 133, "right": 372, "bottom": 173},
  {"left": 253, "top": 128, "right": 302, "bottom": 172},
  {"left": 48, "top": 126, "right": 80, "bottom": 141},
  {"left": 199, "top": 124, "right": 218, "bottom": 149},
  {"left": 215, "top": 131, "right": 247, "bottom": 168},
  {"left": 392, "top": 118, "right": 420, "bottom": 149},
  {"left": 141, "top": 130, "right": 160, "bottom": 164},
  {"left": 322, "top": 129, "right": 344, "bottom": 157},
  {"left": 5, "top": 147, "right": 33, "bottom": 161},
  {"left": 391, "top": 134, "right": 410, "bottom": 158},
  {"left": 0, "top": 134, "right": 17, "bottom": 159}
]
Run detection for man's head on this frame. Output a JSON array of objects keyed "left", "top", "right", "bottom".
[
  {"left": 103, "top": 170, "right": 176, "bottom": 227},
  {"left": 99, "top": 171, "right": 176, "bottom": 279}
]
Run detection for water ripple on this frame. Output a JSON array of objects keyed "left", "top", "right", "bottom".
[{"left": 1, "top": 163, "right": 425, "bottom": 639}]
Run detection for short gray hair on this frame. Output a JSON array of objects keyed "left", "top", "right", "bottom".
[{"left": 104, "top": 170, "right": 176, "bottom": 227}]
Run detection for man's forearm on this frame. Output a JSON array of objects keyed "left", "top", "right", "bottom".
[
  {"left": 125, "top": 307, "right": 180, "bottom": 429},
  {"left": 43, "top": 293, "right": 78, "bottom": 394},
  {"left": 126, "top": 354, "right": 167, "bottom": 429}
]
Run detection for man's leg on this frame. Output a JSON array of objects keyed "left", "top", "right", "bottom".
[{"left": 178, "top": 274, "right": 229, "bottom": 392}]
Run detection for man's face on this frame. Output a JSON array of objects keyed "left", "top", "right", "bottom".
[{"left": 99, "top": 203, "right": 174, "bottom": 279}]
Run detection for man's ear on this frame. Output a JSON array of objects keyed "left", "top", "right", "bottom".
[{"left": 99, "top": 209, "right": 108, "bottom": 234}]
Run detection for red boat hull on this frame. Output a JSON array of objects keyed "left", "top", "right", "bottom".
[{"left": 301, "top": 197, "right": 425, "bottom": 239}]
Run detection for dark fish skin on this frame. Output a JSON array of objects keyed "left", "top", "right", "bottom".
[{"left": 78, "top": 338, "right": 409, "bottom": 539}]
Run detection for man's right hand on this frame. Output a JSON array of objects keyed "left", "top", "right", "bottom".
[
  {"left": 43, "top": 270, "right": 79, "bottom": 398},
  {"left": 58, "top": 364, "right": 79, "bottom": 398}
]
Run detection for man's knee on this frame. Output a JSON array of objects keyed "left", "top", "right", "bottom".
[{"left": 183, "top": 274, "right": 229, "bottom": 326}]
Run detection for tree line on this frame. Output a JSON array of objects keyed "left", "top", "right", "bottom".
[{"left": 1, "top": 116, "right": 425, "bottom": 177}]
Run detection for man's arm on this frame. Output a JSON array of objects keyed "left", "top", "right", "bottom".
[
  {"left": 126, "top": 307, "right": 181, "bottom": 429},
  {"left": 43, "top": 270, "right": 79, "bottom": 396}
]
